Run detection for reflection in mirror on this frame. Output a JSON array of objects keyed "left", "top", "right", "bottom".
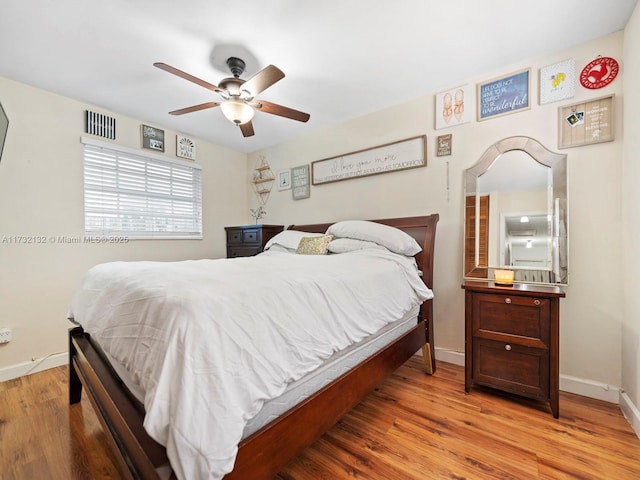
[{"left": 464, "top": 137, "right": 568, "bottom": 285}]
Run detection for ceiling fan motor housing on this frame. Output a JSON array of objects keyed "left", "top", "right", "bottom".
[{"left": 226, "top": 57, "right": 246, "bottom": 78}]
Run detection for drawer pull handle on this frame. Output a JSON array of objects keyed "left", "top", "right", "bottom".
[
  {"left": 504, "top": 298, "right": 512, "bottom": 304},
  {"left": 505, "top": 344, "right": 512, "bottom": 351},
  {"left": 534, "top": 299, "right": 541, "bottom": 306}
]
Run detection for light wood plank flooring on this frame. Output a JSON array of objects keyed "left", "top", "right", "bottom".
[{"left": 1, "top": 358, "right": 639, "bottom": 479}]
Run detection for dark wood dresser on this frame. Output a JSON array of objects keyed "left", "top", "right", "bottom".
[
  {"left": 224, "top": 224, "right": 284, "bottom": 258},
  {"left": 462, "top": 280, "right": 565, "bottom": 417}
]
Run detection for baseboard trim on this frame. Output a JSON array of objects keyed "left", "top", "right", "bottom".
[
  {"left": 0, "top": 352, "right": 67, "bottom": 383},
  {"left": 620, "top": 391, "right": 640, "bottom": 439},
  {"left": 559, "top": 373, "right": 621, "bottom": 404},
  {"left": 434, "top": 347, "right": 464, "bottom": 366}
]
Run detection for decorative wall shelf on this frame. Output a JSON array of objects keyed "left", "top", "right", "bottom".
[{"left": 251, "top": 156, "right": 274, "bottom": 205}]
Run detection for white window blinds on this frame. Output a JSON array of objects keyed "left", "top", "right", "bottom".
[{"left": 82, "top": 137, "right": 202, "bottom": 239}]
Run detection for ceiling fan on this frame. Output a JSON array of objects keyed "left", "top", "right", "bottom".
[{"left": 154, "top": 57, "right": 310, "bottom": 137}]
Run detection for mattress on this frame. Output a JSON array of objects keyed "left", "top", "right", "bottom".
[{"left": 101, "top": 304, "right": 420, "bottom": 439}]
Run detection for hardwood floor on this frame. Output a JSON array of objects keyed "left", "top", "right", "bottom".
[{"left": 1, "top": 358, "right": 639, "bottom": 479}]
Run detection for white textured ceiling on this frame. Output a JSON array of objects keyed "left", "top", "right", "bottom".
[{"left": 0, "top": 0, "right": 636, "bottom": 153}]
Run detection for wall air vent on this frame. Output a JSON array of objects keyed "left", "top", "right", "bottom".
[{"left": 85, "top": 110, "right": 116, "bottom": 140}]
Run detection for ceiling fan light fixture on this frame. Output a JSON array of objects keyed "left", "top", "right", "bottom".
[{"left": 220, "top": 99, "right": 255, "bottom": 125}]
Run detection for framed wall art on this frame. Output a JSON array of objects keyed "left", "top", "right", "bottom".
[
  {"left": 176, "top": 135, "right": 196, "bottom": 160},
  {"left": 434, "top": 84, "right": 474, "bottom": 129},
  {"left": 0, "top": 102, "right": 8, "bottom": 163},
  {"left": 558, "top": 94, "right": 614, "bottom": 149},
  {"left": 436, "top": 134, "right": 452, "bottom": 157},
  {"left": 278, "top": 169, "right": 291, "bottom": 190},
  {"left": 539, "top": 59, "right": 575, "bottom": 105},
  {"left": 311, "top": 135, "right": 426, "bottom": 185},
  {"left": 291, "top": 164, "right": 310, "bottom": 200},
  {"left": 477, "top": 68, "right": 530, "bottom": 121},
  {"left": 141, "top": 125, "right": 165, "bottom": 152}
]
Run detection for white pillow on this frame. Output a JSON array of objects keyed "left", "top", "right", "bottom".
[
  {"left": 327, "top": 238, "right": 387, "bottom": 254},
  {"left": 326, "top": 220, "right": 422, "bottom": 256},
  {"left": 264, "top": 230, "right": 325, "bottom": 251},
  {"left": 262, "top": 243, "right": 297, "bottom": 254}
]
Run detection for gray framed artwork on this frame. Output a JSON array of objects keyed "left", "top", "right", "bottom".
[
  {"left": 291, "top": 164, "right": 310, "bottom": 200},
  {"left": 0, "top": 102, "right": 8, "bottom": 163},
  {"left": 141, "top": 124, "right": 165, "bottom": 152}
]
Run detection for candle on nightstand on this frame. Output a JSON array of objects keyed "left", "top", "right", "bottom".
[{"left": 494, "top": 269, "right": 514, "bottom": 285}]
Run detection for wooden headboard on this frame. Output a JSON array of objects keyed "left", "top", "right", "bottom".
[{"left": 288, "top": 214, "right": 439, "bottom": 290}]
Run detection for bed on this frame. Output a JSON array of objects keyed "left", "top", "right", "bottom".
[{"left": 68, "top": 214, "right": 439, "bottom": 479}]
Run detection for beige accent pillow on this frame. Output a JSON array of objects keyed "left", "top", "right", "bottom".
[{"left": 296, "top": 235, "right": 333, "bottom": 255}]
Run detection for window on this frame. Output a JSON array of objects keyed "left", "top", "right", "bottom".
[{"left": 82, "top": 137, "right": 202, "bottom": 239}]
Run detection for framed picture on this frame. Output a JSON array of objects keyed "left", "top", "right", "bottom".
[
  {"left": 477, "top": 68, "right": 530, "bottom": 121},
  {"left": 176, "top": 134, "right": 196, "bottom": 160},
  {"left": 539, "top": 59, "right": 575, "bottom": 105},
  {"left": 435, "top": 84, "right": 473, "bottom": 129},
  {"left": 141, "top": 125, "right": 165, "bottom": 152},
  {"left": 291, "top": 164, "right": 310, "bottom": 200},
  {"left": 0, "top": 102, "right": 8, "bottom": 163},
  {"left": 278, "top": 169, "right": 291, "bottom": 190},
  {"left": 558, "top": 94, "right": 614, "bottom": 149},
  {"left": 311, "top": 136, "right": 426, "bottom": 185},
  {"left": 436, "top": 134, "right": 452, "bottom": 157}
]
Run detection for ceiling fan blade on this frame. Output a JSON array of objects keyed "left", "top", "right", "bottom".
[
  {"left": 241, "top": 65, "right": 285, "bottom": 97},
  {"left": 154, "top": 62, "right": 220, "bottom": 92},
  {"left": 257, "top": 100, "right": 310, "bottom": 123},
  {"left": 240, "top": 121, "right": 255, "bottom": 137},
  {"left": 169, "top": 102, "right": 220, "bottom": 115}
]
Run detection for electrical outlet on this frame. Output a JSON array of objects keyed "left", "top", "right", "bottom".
[{"left": 0, "top": 328, "right": 12, "bottom": 344}]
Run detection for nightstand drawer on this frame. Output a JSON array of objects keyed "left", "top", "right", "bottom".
[
  {"left": 473, "top": 293, "right": 549, "bottom": 344},
  {"left": 227, "top": 229, "right": 243, "bottom": 245},
  {"left": 228, "top": 246, "right": 260, "bottom": 258},
  {"left": 473, "top": 338, "right": 549, "bottom": 400},
  {"left": 242, "top": 229, "right": 260, "bottom": 244}
]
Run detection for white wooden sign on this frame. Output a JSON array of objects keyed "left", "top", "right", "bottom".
[{"left": 311, "top": 135, "right": 426, "bottom": 185}]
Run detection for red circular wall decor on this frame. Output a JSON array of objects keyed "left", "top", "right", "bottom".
[{"left": 580, "top": 56, "right": 619, "bottom": 89}]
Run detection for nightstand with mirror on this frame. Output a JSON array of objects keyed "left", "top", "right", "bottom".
[{"left": 462, "top": 136, "right": 567, "bottom": 417}]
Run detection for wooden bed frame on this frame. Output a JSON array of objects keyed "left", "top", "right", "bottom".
[{"left": 68, "top": 214, "right": 439, "bottom": 479}]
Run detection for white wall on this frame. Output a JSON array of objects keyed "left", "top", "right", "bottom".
[
  {"left": 249, "top": 32, "right": 625, "bottom": 390},
  {"left": 0, "top": 76, "right": 248, "bottom": 372},
  {"left": 622, "top": 3, "right": 640, "bottom": 427}
]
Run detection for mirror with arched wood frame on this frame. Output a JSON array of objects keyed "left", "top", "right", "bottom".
[{"left": 464, "top": 136, "right": 568, "bottom": 285}]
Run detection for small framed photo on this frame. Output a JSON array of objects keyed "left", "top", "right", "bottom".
[
  {"left": 278, "top": 169, "right": 291, "bottom": 190},
  {"left": 141, "top": 124, "right": 165, "bottom": 152},
  {"left": 176, "top": 134, "right": 196, "bottom": 160},
  {"left": 477, "top": 69, "right": 530, "bottom": 121},
  {"left": 539, "top": 59, "right": 575, "bottom": 105},
  {"left": 436, "top": 134, "right": 452, "bottom": 157},
  {"left": 434, "top": 84, "right": 474, "bottom": 129}
]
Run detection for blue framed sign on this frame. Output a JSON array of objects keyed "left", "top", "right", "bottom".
[{"left": 477, "top": 68, "right": 530, "bottom": 121}]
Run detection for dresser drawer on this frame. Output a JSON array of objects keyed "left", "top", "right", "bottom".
[
  {"left": 472, "top": 293, "right": 550, "bottom": 345},
  {"left": 473, "top": 338, "right": 549, "bottom": 400},
  {"left": 242, "top": 228, "right": 261, "bottom": 245},
  {"left": 228, "top": 246, "right": 260, "bottom": 258},
  {"left": 226, "top": 229, "right": 243, "bottom": 245}
]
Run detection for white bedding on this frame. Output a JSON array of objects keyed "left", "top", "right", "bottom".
[{"left": 69, "top": 249, "right": 432, "bottom": 480}]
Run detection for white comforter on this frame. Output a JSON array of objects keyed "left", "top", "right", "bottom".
[{"left": 69, "top": 249, "right": 432, "bottom": 479}]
